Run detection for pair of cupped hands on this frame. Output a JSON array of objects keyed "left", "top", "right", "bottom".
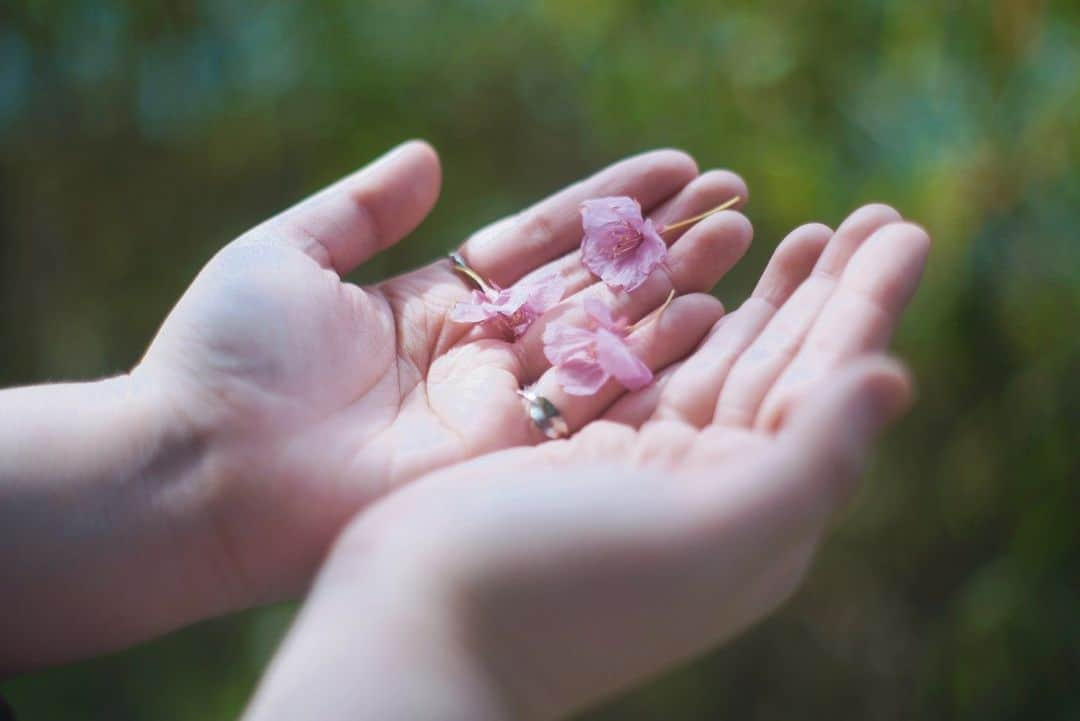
[{"left": 13, "top": 141, "right": 929, "bottom": 720}]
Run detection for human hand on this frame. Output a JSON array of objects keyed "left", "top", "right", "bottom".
[
  {"left": 0, "top": 141, "right": 752, "bottom": 670},
  {"left": 243, "top": 211, "right": 929, "bottom": 720},
  {"left": 136, "top": 141, "right": 751, "bottom": 607}
]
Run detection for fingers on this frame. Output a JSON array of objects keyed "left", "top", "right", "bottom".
[
  {"left": 515, "top": 210, "right": 753, "bottom": 380},
  {"left": 617, "top": 222, "right": 832, "bottom": 427},
  {"left": 601, "top": 362, "right": 679, "bottom": 427},
  {"left": 516, "top": 169, "right": 750, "bottom": 302},
  {"left": 772, "top": 354, "right": 912, "bottom": 516},
  {"left": 755, "top": 222, "right": 930, "bottom": 431},
  {"left": 650, "top": 169, "right": 749, "bottom": 240},
  {"left": 254, "top": 140, "right": 442, "bottom": 274},
  {"left": 711, "top": 204, "right": 902, "bottom": 428},
  {"left": 459, "top": 149, "right": 698, "bottom": 287},
  {"left": 525, "top": 294, "right": 724, "bottom": 437},
  {"left": 676, "top": 354, "right": 910, "bottom": 595}
]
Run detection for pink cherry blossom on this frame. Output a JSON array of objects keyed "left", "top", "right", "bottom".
[
  {"left": 580, "top": 196, "right": 667, "bottom": 292},
  {"left": 542, "top": 297, "right": 653, "bottom": 395},
  {"left": 450, "top": 274, "right": 566, "bottom": 339}
]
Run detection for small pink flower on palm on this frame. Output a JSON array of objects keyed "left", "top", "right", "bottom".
[
  {"left": 450, "top": 274, "right": 566, "bottom": 339},
  {"left": 580, "top": 194, "right": 742, "bottom": 293},
  {"left": 542, "top": 297, "right": 653, "bottom": 395},
  {"left": 580, "top": 197, "right": 667, "bottom": 292}
]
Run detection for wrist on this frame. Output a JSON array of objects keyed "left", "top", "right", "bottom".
[
  {"left": 246, "top": 531, "right": 524, "bottom": 721},
  {"left": 0, "top": 370, "right": 230, "bottom": 670},
  {"left": 120, "top": 365, "right": 253, "bottom": 614}
]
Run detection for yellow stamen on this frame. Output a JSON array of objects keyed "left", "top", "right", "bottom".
[{"left": 658, "top": 195, "right": 741, "bottom": 235}]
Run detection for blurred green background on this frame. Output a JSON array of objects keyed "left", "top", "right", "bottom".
[{"left": 2, "top": 0, "right": 1078, "bottom": 718}]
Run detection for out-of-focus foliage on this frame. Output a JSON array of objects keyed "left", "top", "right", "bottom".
[{"left": 1, "top": 1, "right": 1077, "bottom": 719}]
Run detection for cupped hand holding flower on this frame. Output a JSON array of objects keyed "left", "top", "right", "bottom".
[
  {"left": 247, "top": 354, "right": 918, "bottom": 721},
  {"left": 247, "top": 201, "right": 929, "bottom": 721},
  {"left": 3, "top": 131, "right": 928, "bottom": 701},
  {"left": 3, "top": 142, "right": 758, "bottom": 669}
]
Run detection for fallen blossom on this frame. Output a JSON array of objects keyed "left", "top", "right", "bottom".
[
  {"left": 542, "top": 297, "right": 652, "bottom": 395},
  {"left": 579, "top": 196, "right": 667, "bottom": 292},
  {"left": 450, "top": 274, "right": 566, "bottom": 339}
]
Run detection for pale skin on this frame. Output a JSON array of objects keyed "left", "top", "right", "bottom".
[
  {"left": 0, "top": 141, "right": 929, "bottom": 717},
  {"left": 245, "top": 354, "right": 913, "bottom": 721}
]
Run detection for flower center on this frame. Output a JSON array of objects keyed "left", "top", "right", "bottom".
[
  {"left": 608, "top": 222, "right": 641, "bottom": 259},
  {"left": 506, "top": 306, "right": 534, "bottom": 328}
]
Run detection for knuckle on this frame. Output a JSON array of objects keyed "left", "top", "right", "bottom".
[{"left": 515, "top": 210, "right": 559, "bottom": 249}]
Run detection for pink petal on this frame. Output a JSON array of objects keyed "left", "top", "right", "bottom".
[
  {"left": 580, "top": 199, "right": 668, "bottom": 293},
  {"left": 503, "top": 283, "right": 533, "bottom": 309},
  {"left": 582, "top": 297, "right": 616, "bottom": 328},
  {"left": 555, "top": 356, "right": 610, "bottom": 396},
  {"left": 594, "top": 328, "right": 653, "bottom": 391},
  {"left": 624, "top": 219, "right": 668, "bottom": 290},
  {"left": 449, "top": 304, "right": 490, "bottom": 323},
  {"left": 505, "top": 307, "right": 538, "bottom": 338},
  {"left": 542, "top": 323, "right": 597, "bottom": 365},
  {"left": 580, "top": 197, "right": 644, "bottom": 233},
  {"left": 581, "top": 199, "right": 644, "bottom": 265},
  {"left": 525, "top": 274, "right": 567, "bottom": 312},
  {"left": 595, "top": 257, "right": 648, "bottom": 292},
  {"left": 449, "top": 291, "right": 499, "bottom": 323},
  {"left": 580, "top": 240, "right": 614, "bottom": 284},
  {"left": 582, "top": 296, "right": 632, "bottom": 334},
  {"left": 581, "top": 234, "right": 642, "bottom": 287},
  {"left": 450, "top": 275, "right": 562, "bottom": 338},
  {"left": 592, "top": 221, "right": 667, "bottom": 292}
]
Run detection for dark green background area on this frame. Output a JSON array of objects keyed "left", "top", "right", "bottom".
[{"left": 2, "top": 1, "right": 1077, "bottom": 719}]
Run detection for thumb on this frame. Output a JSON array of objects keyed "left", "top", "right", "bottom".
[
  {"left": 256, "top": 139, "right": 442, "bottom": 275},
  {"left": 777, "top": 354, "right": 913, "bottom": 518}
]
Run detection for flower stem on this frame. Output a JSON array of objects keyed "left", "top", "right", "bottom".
[
  {"left": 632, "top": 289, "right": 676, "bottom": 332},
  {"left": 659, "top": 195, "right": 742, "bottom": 235}
]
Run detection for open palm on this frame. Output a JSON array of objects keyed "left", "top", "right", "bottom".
[
  {"left": 247, "top": 201, "right": 930, "bottom": 721},
  {"left": 255, "top": 353, "right": 914, "bottom": 721},
  {"left": 136, "top": 140, "right": 925, "bottom": 605}
]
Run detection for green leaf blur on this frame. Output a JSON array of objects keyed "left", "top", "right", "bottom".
[{"left": 1, "top": 1, "right": 1077, "bottom": 719}]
